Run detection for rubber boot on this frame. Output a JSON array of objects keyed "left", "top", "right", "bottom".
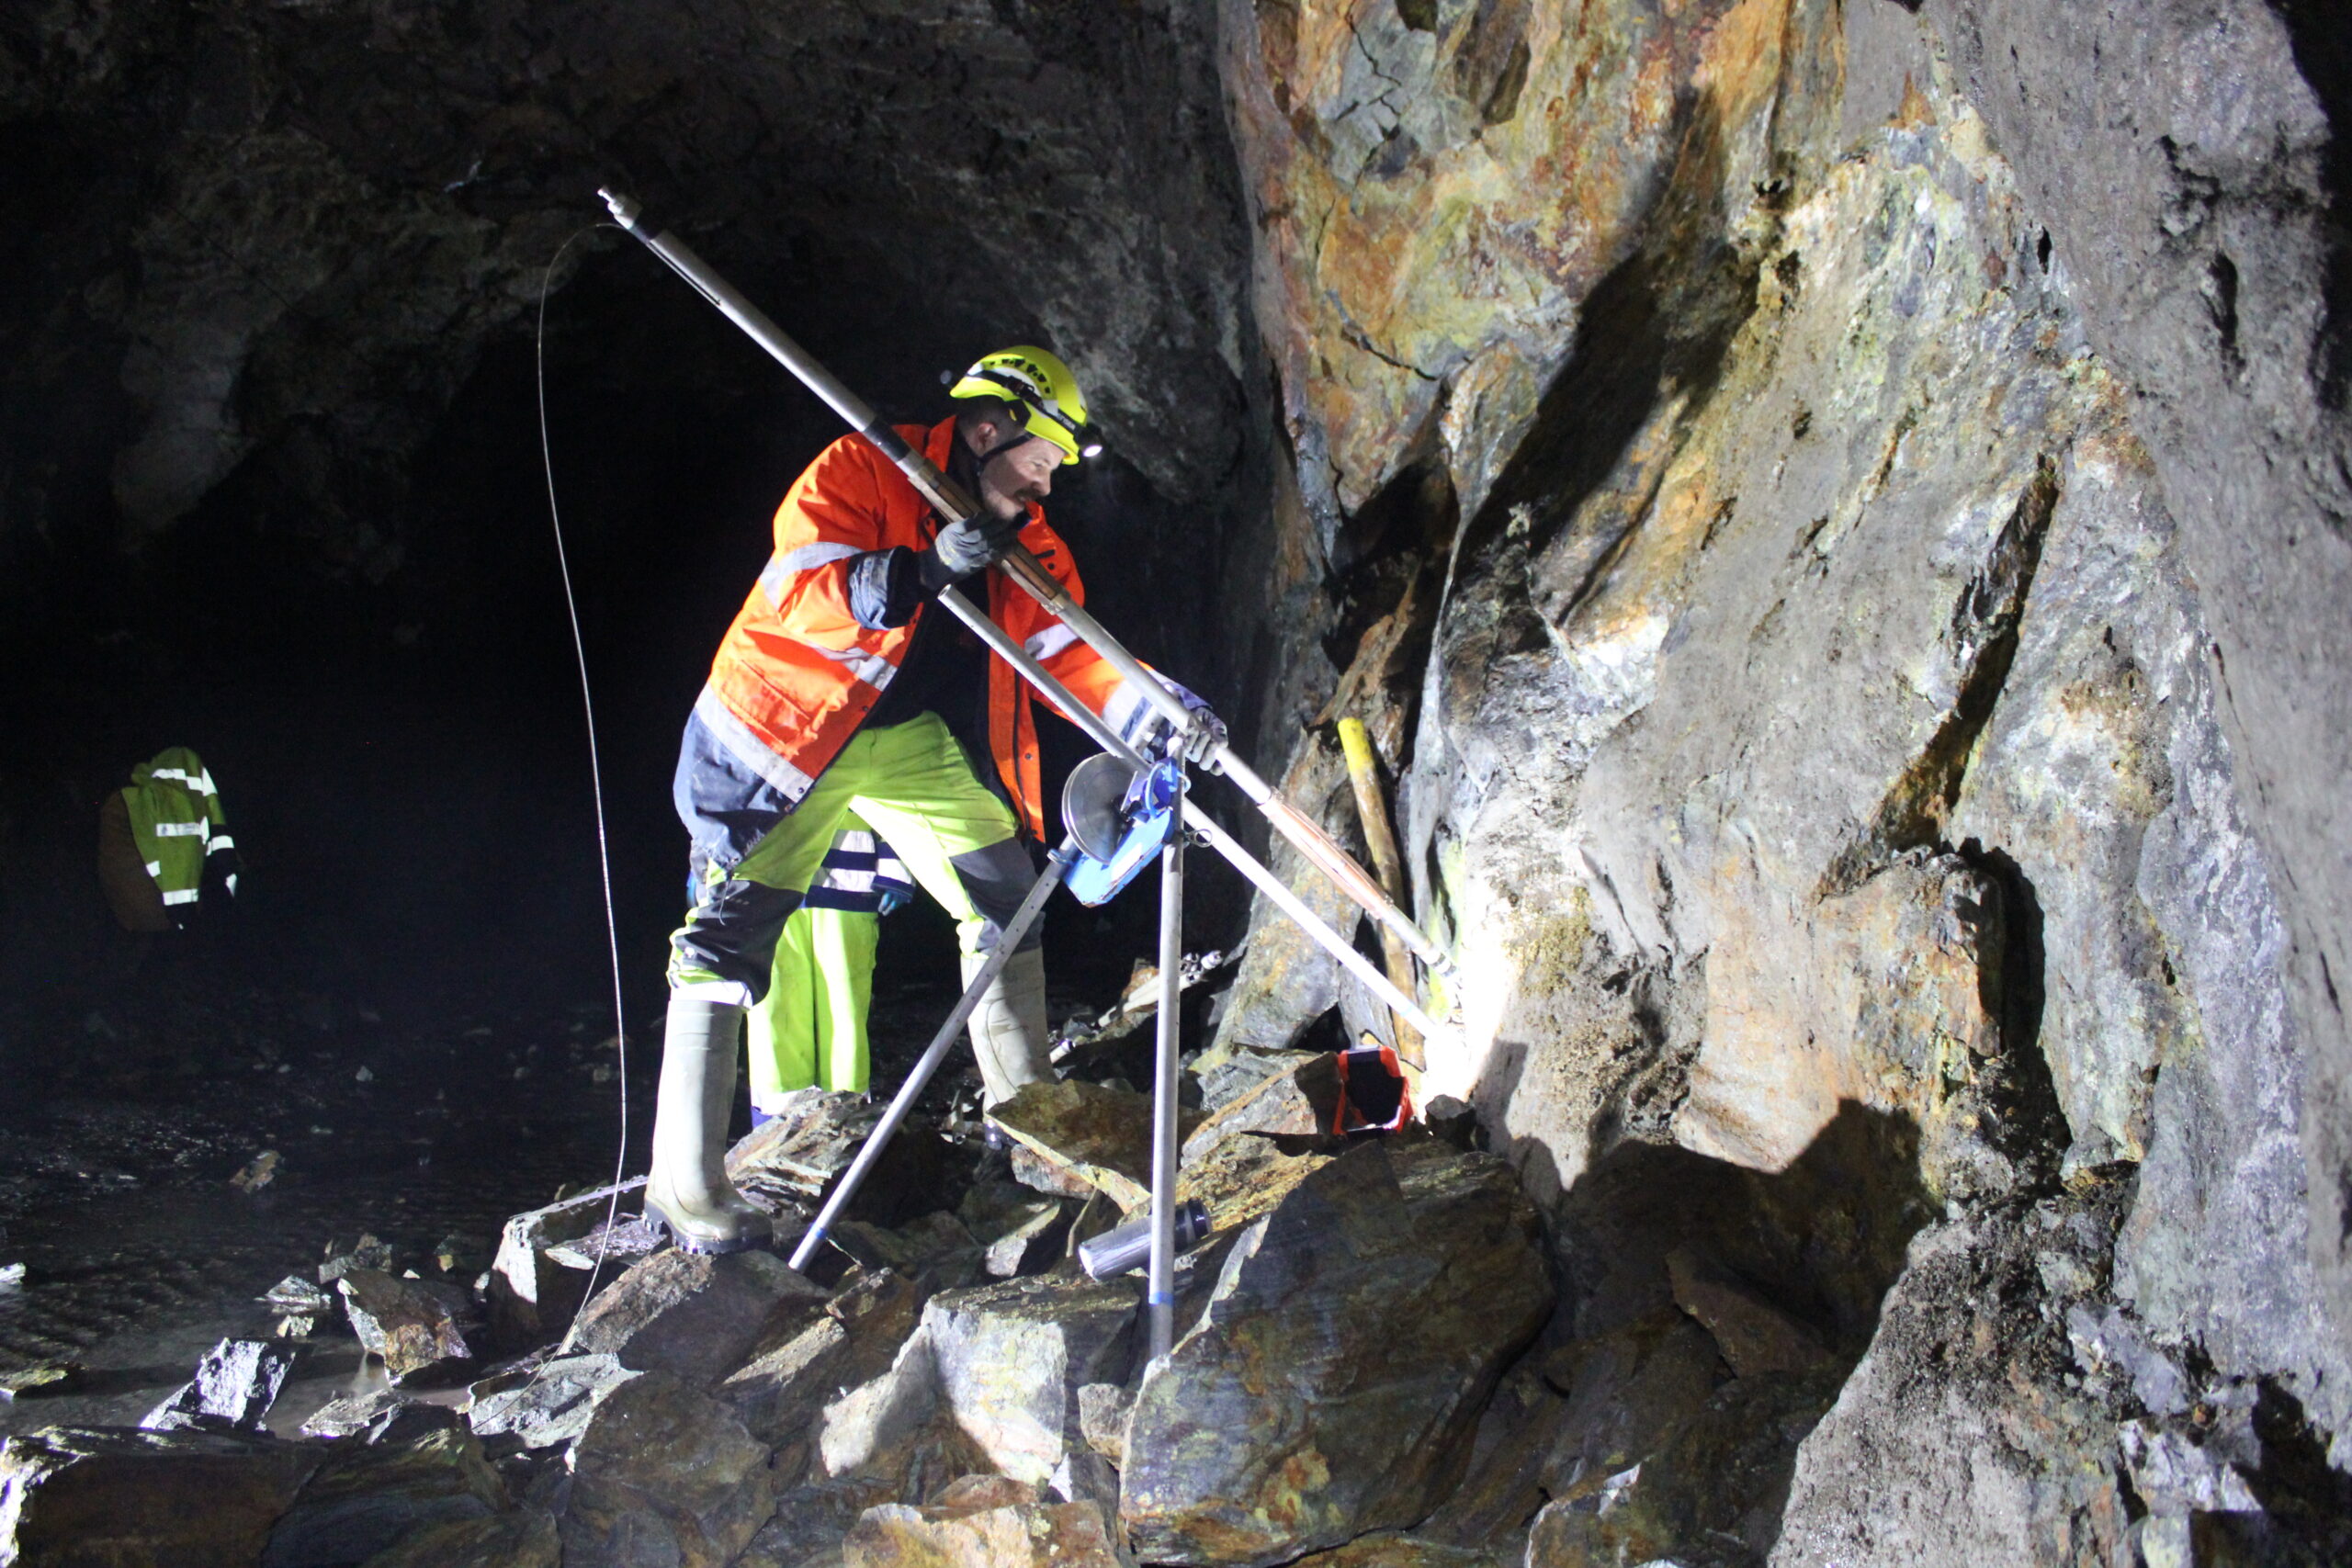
[
  {"left": 964, "top": 945, "right": 1052, "bottom": 1110},
  {"left": 644, "top": 993, "right": 773, "bottom": 1254}
]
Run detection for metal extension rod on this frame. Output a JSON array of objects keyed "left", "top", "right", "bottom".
[
  {"left": 1148, "top": 796, "right": 1184, "bottom": 1363},
  {"left": 787, "top": 841, "right": 1078, "bottom": 1273},
  {"left": 992, "top": 543, "right": 1456, "bottom": 990},
  {"left": 598, "top": 187, "right": 1458, "bottom": 1005},
  {"left": 936, "top": 588, "right": 1449, "bottom": 1044}
]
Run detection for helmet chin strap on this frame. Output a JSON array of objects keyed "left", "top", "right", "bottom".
[{"left": 949, "top": 431, "right": 1023, "bottom": 517}]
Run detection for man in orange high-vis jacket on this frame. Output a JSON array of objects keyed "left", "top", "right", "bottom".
[{"left": 649, "top": 346, "right": 1220, "bottom": 1253}]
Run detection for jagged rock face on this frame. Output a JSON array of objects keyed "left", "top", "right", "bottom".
[
  {"left": 1216, "top": 0, "right": 2352, "bottom": 1557},
  {"left": 0, "top": 0, "right": 1250, "bottom": 563}
]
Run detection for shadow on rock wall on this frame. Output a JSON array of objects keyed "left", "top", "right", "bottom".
[{"left": 1455, "top": 1101, "right": 1938, "bottom": 1567}]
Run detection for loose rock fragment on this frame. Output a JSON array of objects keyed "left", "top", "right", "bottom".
[
  {"left": 465, "top": 1353, "right": 640, "bottom": 1450},
  {"left": 722, "top": 1269, "right": 927, "bottom": 1470},
  {"left": 265, "top": 1276, "right": 335, "bottom": 1315},
  {"left": 300, "top": 1391, "right": 461, "bottom": 1445},
  {"left": 725, "top": 1097, "right": 885, "bottom": 1211},
  {"left": 232, "top": 1150, "right": 282, "bottom": 1192},
  {"left": 562, "top": 1247, "right": 825, "bottom": 1387},
  {"left": 843, "top": 1475, "right": 1127, "bottom": 1568},
  {"left": 320, "top": 1235, "right": 396, "bottom": 1285},
  {"left": 827, "top": 1213, "right": 983, "bottom": 1292},
  {"left": 485, "top": 1179, "right": 647, "bottom": 1350},
  {"left": 260, "top": 1427, "right": 506, "bottom": 1567},
  {"left": 733, "top": 1476, "right": 900, "bottom": 1568},
  {"left": 0, "top": 1425, "right": 321, "bottom": 1568},
  {"left": 989, "top": 1079, "right": 1203, "bottom": 1212},
  {"left": 339, "top": 1269, "right": 481, "bottom": 1384},
  {"left": 353, "top": 1508, "right": 560, "bottom": 1568},
  {"left": 923, "top": 1273, "right": 1138, "bottom": 1487},
  {"left": 143, "top": 1337, "right": 296, "bottom": 1433},
  {"left": 559, "top": 1370, "right": 779, "bottom": 1568},
  {"left": 0, "top": 1363, "right": 82, "bottom": 1401},
  {"left": 1075, "top": 1382, "right": 1131, "bottom": 1467},
  {"left": 1178, "top": 1052, "right": 1335, "bottom": 1163},
  {"left": 1665, "top": 1245, "right": 1832, "bottom": 1378},
  {"left": 1122, "top": 1140, "right": 1553, "bottom": 1566}
]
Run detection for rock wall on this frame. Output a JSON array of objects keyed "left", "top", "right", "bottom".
[{"left": 1215, "top": 0, "right": 2352, "bottom": 1558}]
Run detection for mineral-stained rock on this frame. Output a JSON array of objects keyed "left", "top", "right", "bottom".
[
  {"left": 1665, "top": 1246, "right": 1832, "bottom": 1380},
  {"left": 989, "top": 1080, "right": 1204, "bottom": 1213},
  {"left": 843, "top": 1476, "right": 1125, "bottom": 1568},
  {"left": 563, "top": 1247, "right": 825, "bottom": 1386},
  {"left": 1538, "top": 1310, "right": 1724, "bottom": 1504},
  {"left": 734, "top": 1476, "right": 900, "bottom": 1568},
  {"left": 1283, "top": 1533, "right": 1502, "bottom": 1568},
  {"left": 1175, "top": 1128, "right": 1342, "bottom": 1233},
  {"left": 723, "top": 1269, "right": 928, "bottom": 1472},
  {"left": 142, "top": 1337, "right": 295, "bottom": 1432},
  {"left": 486, "top": 1179, "right": 648, "bottom": 1350},
  {"left": 815, "top": 1329, "right": 992, "bottom": 1503},
  {"left": 1121, "top": 1139, "right": 1553, "bottom": 1566},
  {"left": 922, "top": 1273, "right": 1138, "bottom": 1487},
  {"left": 340, "top": 1269, "right": 481, "bottom": 1384},
  {"left": 0, "top": 1425, "right": 321, "bottom": 1568},
  {"left": 261, "top": 1427, "right": 506, "bottom": 1568},
  {"left": 559, "top": 1370, "right": 779, "bottom": 1568},
  {"left": 1178, "top": 1052, "right": 1336, "bottom": 1164},
  {"left": 1075, "top": 1383, "right": 1131, "bottom": 1467},
  {"left": 355, "top": 1508, "right": 560, "bottom": 1568},
  {"left": 466, "top": 1353, "right": 640, "bottom": 1450}
]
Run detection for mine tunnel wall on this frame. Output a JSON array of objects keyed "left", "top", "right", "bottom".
[{"left": 5, "top": 0, "right": 2352, "bottom": 1556}]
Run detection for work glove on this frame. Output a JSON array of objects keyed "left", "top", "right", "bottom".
[{"left": 916, "top": 510, "right": 1023, "bottom": 592}]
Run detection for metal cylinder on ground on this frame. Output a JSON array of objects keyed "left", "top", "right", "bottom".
[{"left": 1079, "top": 1199, "right": 1209, "bottom": 1282}]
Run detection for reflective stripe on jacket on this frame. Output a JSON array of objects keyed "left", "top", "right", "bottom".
[
  {"left": 121, "top": 746, "right": 234, "bottom": 908},
  {"left": 703, "top": 417, "right": 1148, "bottom": 837}
]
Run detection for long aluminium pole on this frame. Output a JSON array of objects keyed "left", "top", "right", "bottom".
[
  {"left": 1148, "top": 807, "right": 1184, "bottom": 1362},
  {"left": 599, "top": 188, "right": 1457, "bottom": 1002},
  {"left": 937, "top": 589, "right": 1450, "bottom": 1044}
]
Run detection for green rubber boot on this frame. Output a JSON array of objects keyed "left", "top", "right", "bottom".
[
  {"left": 644, "top": 993, "right": 773, "bottom": 1254},
  {"left": 964, "top": 945, "right": 1053, "bottom": 1111}
]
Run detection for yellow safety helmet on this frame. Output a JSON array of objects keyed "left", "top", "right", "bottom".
[{"left": 944, "top": 345, "right": 1101, "bottom": 466}]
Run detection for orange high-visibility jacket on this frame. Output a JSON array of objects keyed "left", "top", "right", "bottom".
[{"left": 699, "top": 417, "right": 1140, "bottom": 838}]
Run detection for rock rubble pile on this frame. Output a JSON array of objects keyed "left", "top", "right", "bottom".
[{"left": 0, "top": 1077, "right": 1579, "bottom": 1568}]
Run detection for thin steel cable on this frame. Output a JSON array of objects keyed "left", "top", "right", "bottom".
[{"left": 534, "top": 222, "right": 635, "bottom": 1320}]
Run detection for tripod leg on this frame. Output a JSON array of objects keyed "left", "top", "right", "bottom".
[{"left": 787, "top": 841, "right": 1075, "bottom": 1273}]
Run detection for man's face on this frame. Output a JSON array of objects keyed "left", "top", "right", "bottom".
[{"left": 975, "top": 434, "right": 1060, "bottom": 522}]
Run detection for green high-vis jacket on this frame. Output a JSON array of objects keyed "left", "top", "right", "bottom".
[{"left": 120, "top": 746, "right": 237, "bottom": 918}]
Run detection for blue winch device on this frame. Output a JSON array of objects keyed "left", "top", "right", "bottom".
[{"left": 1061, "top": 750, "right": 1185, "bottom": 907}]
